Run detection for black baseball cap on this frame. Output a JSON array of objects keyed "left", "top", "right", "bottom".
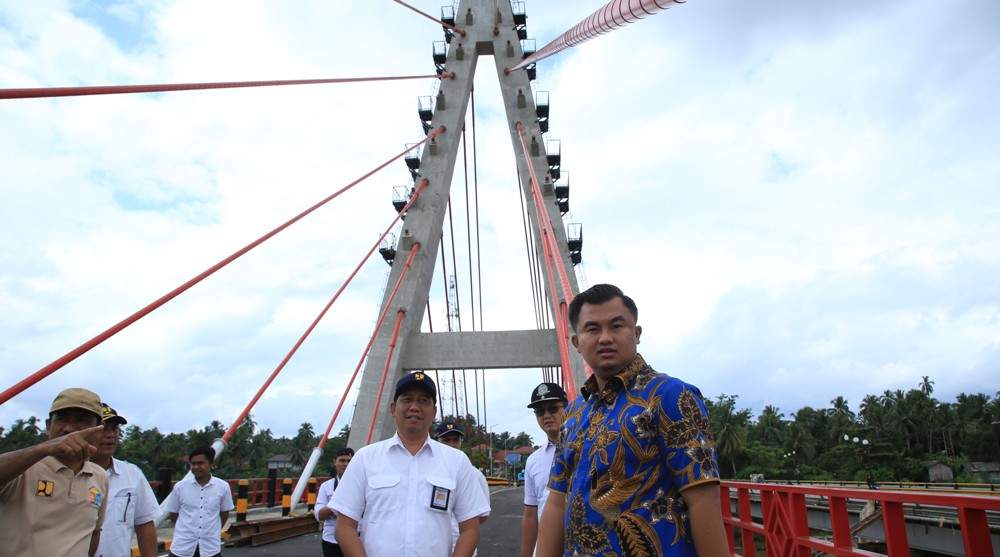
[
  {"left": 528, "top": 382, "right": 568, "bottom": 408},
  {"left": 394, "top": 371, "right": 437, "bottom": 402},
  {"left": 100, "top": 403, "right": 128, "bottom": 426},
  {"left": 434, "top": 422, "right": 464, "bottom": 439}
]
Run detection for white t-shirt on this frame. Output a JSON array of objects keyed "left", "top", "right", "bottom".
[
  {"left": 95, "top": 458, "right": 160, "bottom": 557},
  {"left": 314, "top": 476, "right": 341, "bottom": 544},
  {"left": 329, "top": 434, "right": 491, "bottom": 557},
  {"left": 523, "top": 441, "right": 556, "bottom": 522},
  {"left": 164, "top": 475, "right": 234, "bottom": 557}
]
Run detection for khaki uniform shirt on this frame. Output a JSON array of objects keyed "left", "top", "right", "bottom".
[{"left": 0, "top": 456, "right": 109, "bottom": 557}]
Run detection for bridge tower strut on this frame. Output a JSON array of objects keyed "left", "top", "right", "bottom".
[{"left": 348, "top": 0, "right": 585, "bottom": 447}]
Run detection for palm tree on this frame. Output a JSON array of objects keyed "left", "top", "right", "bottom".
[
  {"left": 755, "top": 405, "right": 785, "bottom": 445},
  {"left": 710, "top": 395, "right": 750, "bottom": 477},
  {"left": 919, "top": 376, "right": 935, "bottom": 396}
]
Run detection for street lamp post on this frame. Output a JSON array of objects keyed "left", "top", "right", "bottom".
[
  {"left": 843, "top": 434, "right": 872, "bottom": 486},
  {"left": 782, "top": 450, "right": 798, "bottom": 480}
]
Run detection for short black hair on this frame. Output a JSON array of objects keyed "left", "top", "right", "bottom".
[
  {"left": 335, "top": 447, "right": 355, "bottom": 458},
  {"left": 188, "top": 445, "right": 216, "bottom": 463},
  {"left": 568, "top": 283, "right": 638, "bottom": 330}
]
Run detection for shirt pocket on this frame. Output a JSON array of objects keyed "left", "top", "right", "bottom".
[
  {"left": 111, "top": 488, "right": 136, "bottom": 525},
  {"left": 425, "top": 475, "right": 456, "bottom": 513},
  {"left": 365, "top": 474, "right": 401, "bottom": 523}
]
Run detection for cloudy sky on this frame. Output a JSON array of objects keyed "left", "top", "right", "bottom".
[{"left": 1, "top": 0, "right": 998, "bottom": 448}]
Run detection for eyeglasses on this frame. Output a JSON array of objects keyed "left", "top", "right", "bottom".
[{"left": 533, "top": 405, "right": 564, "bottom": 417}]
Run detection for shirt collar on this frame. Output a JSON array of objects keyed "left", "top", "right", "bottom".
[
  {"left": 107, "top": 458, "right": 122, "bottom": 476},
  {"left": 580, "top": 353, "right": 649, "bottom": 404},
  {"left": 389, "top": 432, "right": 433, "bottom": 455},
  {"left": 41, "top": 456, "right": 95, "bottom": 476}
]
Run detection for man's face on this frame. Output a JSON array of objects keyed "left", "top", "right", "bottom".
[
  {"left": 439, "top": 432, "right": 463, "bottom": 449},
  {"left": 189, "top": 454, "right": 212, "bottom": 480},
  {"left": 334, "top": 455, "right": 352, "bottom": 477},
  {"left": 571, "top": 297, "right": 642, "bottom": 379},
  {"left": 390, "top": 389, "right": 436, "bottom": 437},
  {"left": 96, "top": 422, "right": 121, "bottom": 461},
  {"left": 533, "top": 402, "right": 565, "bottom": 440},
  {"left": 47, "top": 408, "right": 100, "bottom": 440}
]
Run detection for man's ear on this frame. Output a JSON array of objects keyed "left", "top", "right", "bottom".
[
  {"left": 635, "top": 325, "right": 642, "bottom": 344},
  {"left": 571, "top": 334, "right": 579, "bottom": 350}
]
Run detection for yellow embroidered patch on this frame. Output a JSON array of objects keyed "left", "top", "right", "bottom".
[{"left": 35, "top": 480, "right": 54, "bottom": 497}]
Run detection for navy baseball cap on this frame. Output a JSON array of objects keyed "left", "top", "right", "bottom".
[
  {"left": 100, "top": 403, "right": 128, "bottom": 426},
  {"left": 394, "top": 371, "right": 437, "bottom": 402},
  {"left": 528, "top": 382, "right": 568, "bottom": 408},
  {"left": 434, "top": 422, "right": 464, "bottom": 439}
]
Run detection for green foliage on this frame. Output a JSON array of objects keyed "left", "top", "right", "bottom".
[
  {"left": 706, "top": 380, "right": 1000, "bottom": 482},
  {"left": 0, "top": 412, "right": 531, "bottom": 481}
]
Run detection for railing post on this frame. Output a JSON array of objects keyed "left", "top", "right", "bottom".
[
  {"left": 719, "top": 484, "right": 737, "bottom": 555},
  {"left": 266, "top": 469, "right": 278, "bottom": 508},
  {"left": 958, "top": 507, "right": 994, "bottom": 557},
  {"left": 236, "top": 479, "right": 248, "bottom": 522},
  {"left": 737, "top": 488, "right": 757, "bottom": 557},
  {"left": 307, "top": 478, "right": 318, "bottom": 511},
  {"left": 281, "top": 478, "right": 292, "bottom": 517},
  {"left": 882, "top": 501, "right": 911, "bottom": 556},
  {"left": 790, "top": 493, "right": 811, "bottom": 557},
  {"left": 828, "top": 496, "right": 852, "bottom": 550}
]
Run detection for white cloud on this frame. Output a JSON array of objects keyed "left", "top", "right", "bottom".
[{"left": 1, "top": 0, "right": 998, "bottom": 447}]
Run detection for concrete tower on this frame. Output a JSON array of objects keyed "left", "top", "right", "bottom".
[{"left": 348, "top": 0, "right": 585, "bottom": 447}]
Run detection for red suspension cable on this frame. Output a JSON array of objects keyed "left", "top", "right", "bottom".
[
  {"left": 366, "top": 309, "right": 407, "bottom": 444},
  {"left": 515, "top": 123, "right": 575, "bottom": 304},
  {"left": 1, "top": 74, "right": 443, "bottom": 100},
  {"left": 0, "top": 129, "right": 444, "bottom": 407},
  {"left": 513, "top": 122, "right": 578, "bottom": 396},
  {"left": 391, "top": 0, "right": 467, "bottom": 37},
  {"left": 221, "top": 180, "right": 429, "bottom": 443},
  {"left": 318, "top": 242, "right": 422, "bottom": 447},
  {"left": 506, "top": 0, "right": 684, "bottom": 73}
]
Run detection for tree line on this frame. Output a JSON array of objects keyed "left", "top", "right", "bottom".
[
  {"left": 706, "top": 377, "right": 1000, "bottom": 482},
  {"left": 3, "top": 377, "right": 997, "bottom": 482},
  {"left": 0, "top": 413, "right": 533, "bottom": 480}
]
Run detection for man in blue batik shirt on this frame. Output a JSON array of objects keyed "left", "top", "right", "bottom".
[{"left": 536, "top": 284, "right": 728, "bottom": 557}]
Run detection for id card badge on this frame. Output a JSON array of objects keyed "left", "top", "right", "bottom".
[{"left": 430, "top": 485, "right": 451, "bottom": 511}]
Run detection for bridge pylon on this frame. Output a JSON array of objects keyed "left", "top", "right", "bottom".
[{"left": 347, "top": 0, "right": 585, "bottom": 448}]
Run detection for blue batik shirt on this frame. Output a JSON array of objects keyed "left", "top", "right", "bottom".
[{"left": 548, "top": 354, "right": 720, "bottom": 556}]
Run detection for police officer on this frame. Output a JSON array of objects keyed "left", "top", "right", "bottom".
[
  {"left": 433, "top": 422, "right": 491, "bottom": 555},
  {"left": 0, "top": 387, "right": 108, "bottom": 557},
  {"left": 94, "top": 404, "right": 161, "bottom": 557},
  {"left": 519, "top": 382, "right": 567, "bottom": 557},
  {"left": 433, "top": 422, "right": 465, "bottom": 449},
  {"left": 330, "top": 372, "right": 490, "bottom": 557}
]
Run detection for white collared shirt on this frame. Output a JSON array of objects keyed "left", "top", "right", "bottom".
[
  {"left": 524, "top": 441, "right": 556, "bottom": 522},
  {"left": 450, "top": 470, "right": 490, "bottom": 554},
  {"left": 314, "top": 476, "right": 341, "bottom": 544},
  {"left": 164, "top": 475, "right": 234, "bottom": 557},
  {"left": 95, "top": 458, "right": 160, "bottom": 557},
  {"left": 329, "top": 434, "right": 491, "bottom": 557}
]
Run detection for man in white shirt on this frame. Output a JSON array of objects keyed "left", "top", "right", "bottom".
[
  {"left": 315, "top": 447, "right": 355, "bottom": 557},
  {"left": 330, "top": 371, "right": 491, "bottom": 557},
  {"left": 93, "top": 404, "right": 160, "bottom": 557},
  {"left": 166, "top": 446, "right": 234, "bottom": 557},
  {"left": 433, "top": 423, "right": 490, "bottom": 555},
  {"left": 519, "top": 382, "right": 567, "bottom": 557}
]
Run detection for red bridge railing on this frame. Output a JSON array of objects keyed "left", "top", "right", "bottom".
[{"left": 720, "top": 481, "right": 1000, "bottom": 557}]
